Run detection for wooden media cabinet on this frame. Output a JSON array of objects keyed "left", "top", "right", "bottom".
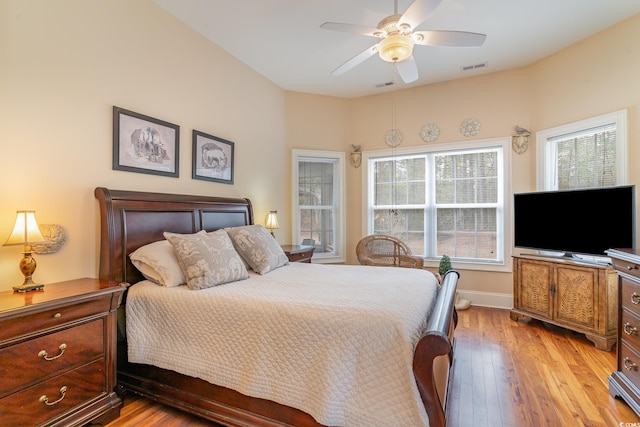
[{"left": 510, "top": 255, "right": 617, "bottom": 351}]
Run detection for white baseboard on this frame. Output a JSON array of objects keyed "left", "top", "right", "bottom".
[{"left": 457, "top": 290, "right": 513, "bottom": 310}]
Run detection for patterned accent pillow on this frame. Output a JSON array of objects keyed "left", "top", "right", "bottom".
[
  {"left": 164, "top": 229, "right": 249, "bottom": 290},
  {"left": 225, "top": 225, "right": 289, "bottom": 275},
  {"left": 129, "top": 239, "right": 186, "bottom": 287}
]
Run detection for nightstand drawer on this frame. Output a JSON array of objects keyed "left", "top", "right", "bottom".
[
  {"left": 288, "top": 250, "right": 312, "bottom": 263},
  {"left": 0, "top": 358, "right": 105, "bottom": 426},
  {"left": 281, "top": 245, "right": 314, "bottom": 263},
  {"left": 0, "top": 319, "right": 104, "bottom": 397},
  {"left": 0, "top": 294, "right": 113, "bottom": 342}
]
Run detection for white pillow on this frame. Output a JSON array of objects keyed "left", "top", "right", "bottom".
[
  {"left": 164, "top": 229, "right": 249, "bottom": 290},
  {"left": 129, "top": 239, "right": 186, "bottom": 287},
  {"left": 225, "top": 224, "right": 288, "bottom": 275}
]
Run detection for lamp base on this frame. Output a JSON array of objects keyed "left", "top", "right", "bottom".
[
  {"left": 13, "top": 282, "right": 45, "bottom": 293},
  {"left": 13, "top": 252, "right": 44, "bottom": 292}
]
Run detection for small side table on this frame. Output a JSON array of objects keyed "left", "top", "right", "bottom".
[
  {"left": 0, "top": 278, "right": 125, "bottom": 426},
  {"left": 281, "top": 245, "right": 314, "bottom": 263}
]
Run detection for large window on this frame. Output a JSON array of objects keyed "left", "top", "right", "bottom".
[
  {"left": 292, "top": 149, "right": 345, "bottom": 263},
  {"left": 364, "top": 138, "right": 509, "bottom": 270},
  {"left": 536, "top": 110, "right": 627, "bottom": 190}
]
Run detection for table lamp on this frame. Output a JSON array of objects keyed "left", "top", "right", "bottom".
[
  {"left": 4, "top": 210, "right": 47, "bottom": 292},
  {"left": 265, "top": 211, "right": 279, "bottom": 237}
]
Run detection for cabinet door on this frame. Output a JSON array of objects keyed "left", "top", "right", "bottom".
[
  {"left": 554, "top": 264, "right": 597, "bottom": 330},
  {"left": 516, "top": 259, "right": 553, "bottom": 319}
]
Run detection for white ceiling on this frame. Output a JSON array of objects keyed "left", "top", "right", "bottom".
[{"left": 153, "top": 0, "right": 640, "bottom": 99}]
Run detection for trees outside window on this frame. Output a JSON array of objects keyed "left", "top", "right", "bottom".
[
  {"left": 292, "top": 149, "right": 345, "bottom": 263},
  {"left": 537, "top": 110, "right": 627, "bottom": 190},
  {"left": 364, "top": 138, "right": 509, "bottom": 270}
]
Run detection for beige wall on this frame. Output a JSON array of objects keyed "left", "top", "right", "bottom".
[
  {"left": 285, "top": 14, "right": 640, "bottom": 304},
  {"left": 2, "top": 0, "right": 639, "bottom": 303},
  {"left": 286, "top": 68, "right": 535, "bottom": 300},
  {"left": 0, "top": 0, "right": 287, "bottom": 291},
  {"left": 529, "top": 13, "right": 640, "bottom": 184}
]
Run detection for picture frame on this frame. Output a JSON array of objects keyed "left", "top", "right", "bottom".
[
  {"left": 113, "top": 106, "right": 179, "bottom": 177},
  {"left": 192, "top": 130, "right": 235, "bottom": 184}
]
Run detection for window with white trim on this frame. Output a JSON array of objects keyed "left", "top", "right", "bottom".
[
  {"left": 292, "top": 149, "right": 345, "bottom": 263},
  {"left": 536, "top": 110, "right": 628, "bottom": 190},
  {"left": 364, "top": 138, "right": 509, "bottom": 270}
]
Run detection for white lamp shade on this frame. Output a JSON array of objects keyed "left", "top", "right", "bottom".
[
  {"left": 265, "top": 211, "right": 279, "bottom": 230},
  {"left": 4, "top": 210, "right": 46, "bottom": 246}
]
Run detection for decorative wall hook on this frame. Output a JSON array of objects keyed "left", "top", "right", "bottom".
[
  {"left": 512, "top": 125, "right": 531, "bottom": 154},
  {"left": 350, "top": 144, "right": 362, "bottom": 168}
]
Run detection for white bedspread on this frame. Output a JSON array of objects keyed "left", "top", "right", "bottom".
[{"left": 126, "top": 262, "right": 439, "bottom": 427}]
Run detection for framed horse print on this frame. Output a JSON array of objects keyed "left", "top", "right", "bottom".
[{"left": 192, "top": 130, "right": 235, "bottom": 184}]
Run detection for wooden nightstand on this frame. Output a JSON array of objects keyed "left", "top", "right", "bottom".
[
  {"left": 281, "top": 245, "right": 314, "bottom": 263},
  {"left": 0, "top": 278, "right": 125, "bottom": 426}
]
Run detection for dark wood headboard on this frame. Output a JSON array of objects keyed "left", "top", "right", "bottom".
[{"left": 94, "top": 187, "right": 253, "bottom": 285}]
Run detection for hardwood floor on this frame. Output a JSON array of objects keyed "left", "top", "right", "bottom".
[
  {"left": 448, "top": 306, "right": 638, "bottom": 427},
  {"left": 101, "top": 306, "right": 640, "bottom": 427}
]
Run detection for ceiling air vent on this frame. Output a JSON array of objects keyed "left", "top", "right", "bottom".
[
  {"left": 375, "top": 81, "right": 395, "bottom": 88},
  {"left": 461, "top": 62, "right": 488, "bottom": 72}
]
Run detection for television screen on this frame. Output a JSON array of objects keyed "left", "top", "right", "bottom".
[{"left": 513, "top": 185, "right": 635, "bottom": 257}]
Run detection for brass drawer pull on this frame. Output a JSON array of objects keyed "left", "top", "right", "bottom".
[
  {"left": 624, "top": 323, "right": 638, "bottom": 335},
  {"left": 623, "top": 357, "right": 638, "bottom": 371},
  {"left": 38, "top": 343, "right": 67, "bottom": 361},
  {"left": 53, "top": 312, "right": 61, "bottom": 318},
  {"left": 39, "top": 386, "right": 67, "bottom": 406},
  {"left": 631, "top": 292, "right": 640, "bottom": 305}
]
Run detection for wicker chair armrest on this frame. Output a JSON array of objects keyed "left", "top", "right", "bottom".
[
  {"left": 360, "top": 257, "right": 376, "bottom": 266},
  {"left": 396, "top": 254, "right": 425, "bottom": 269}
]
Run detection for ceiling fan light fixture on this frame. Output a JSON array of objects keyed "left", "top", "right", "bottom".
[{"left": 378, "top": 34, "right": 414, "bottom": 62}]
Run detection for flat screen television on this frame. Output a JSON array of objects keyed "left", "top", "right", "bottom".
[{"left": 513, "top": 185, "right": 635, "bottom": 259}]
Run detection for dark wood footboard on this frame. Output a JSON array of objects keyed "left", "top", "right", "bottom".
[{"left": 414, "top": 270, "right": 459, "bottom": 427}]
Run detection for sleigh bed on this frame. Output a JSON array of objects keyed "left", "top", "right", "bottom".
[{"left": 95, "top": 187, "right": 459, "bottom": 427}]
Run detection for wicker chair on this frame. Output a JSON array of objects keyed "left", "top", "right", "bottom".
[{"left": 355, "top": 234, "right": 425, "bottom": 269}]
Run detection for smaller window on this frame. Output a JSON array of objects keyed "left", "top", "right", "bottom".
[
  {"left": 537, "top": 110, "right": 627, "bottom": 190},
  {"left": 292, "top": 149, "right": 345, "bottom": 263}
]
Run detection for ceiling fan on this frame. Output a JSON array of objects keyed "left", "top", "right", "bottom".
[{"left": 320, "top": 0, "right": 486, "bottom": 83}]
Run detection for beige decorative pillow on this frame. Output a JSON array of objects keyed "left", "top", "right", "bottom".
[
  {"left": 164, "top": 229, "right": 249, "bottom": 290},
  {"left": 225, "top": 225, "right": 289, "bottom": 275},
  {"left": 129, "top": 239, "right": 186, "bottom": 287}
]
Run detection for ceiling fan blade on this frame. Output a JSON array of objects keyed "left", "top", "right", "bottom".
[
  {"left": 395, "top": 56, "right": 419, "bottom": 83},
  {"left": 331, "top": 44, "right": 379, "bottom": 76},
  {"left": 399, "top": 0, "right": 443, "bottom": 30},
  {"left": 320, "top": 22, "right": 382, "bottom": 37},
  {"left": 413, "top": 30, "right": 486, "bottom": 47}
]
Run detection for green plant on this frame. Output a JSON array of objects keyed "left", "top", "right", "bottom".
[{"left": 439, "top": 255, "right": 452, "bottom": 277}]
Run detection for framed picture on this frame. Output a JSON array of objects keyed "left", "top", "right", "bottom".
[
  {"left": 192, "top": 130, "right": 234, "bottom": 184},
  {"left": 113, "top": 106, "right": 179, "bottom": 177}
]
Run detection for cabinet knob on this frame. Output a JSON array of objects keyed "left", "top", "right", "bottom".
[
  {"left": 38, "top": 343, "right": 67, "bottom": 361},
  {"left": 631, "top": 292, "right": 640, "bottom": 305},
  {"left": 39, "top": 386, "right": 68, "bottom": 406},
  {"left": 53, "top": 312, "right": 61, "bottom": 318},
  {"left": 623, "top": 323, "right": 638, "bottom": 336},
  {"left": 623, "top": 357, "right": 638, "bottom": 371}
]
